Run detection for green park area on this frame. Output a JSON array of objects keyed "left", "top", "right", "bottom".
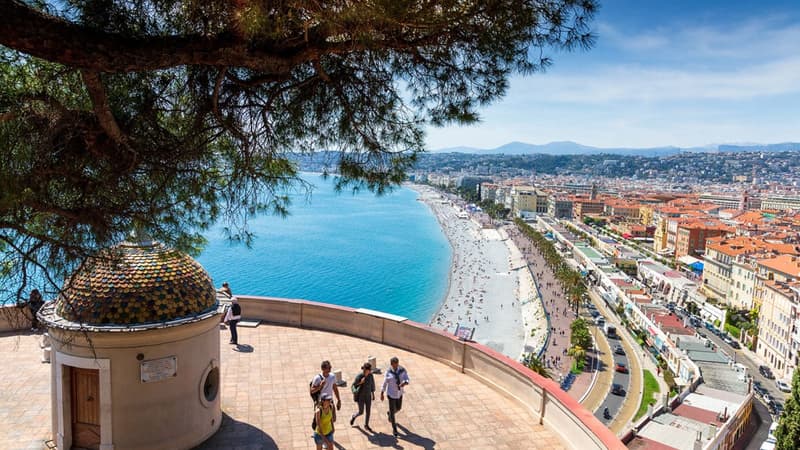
[{"left": 635, "top": 370, "right": 661, "bottom": 421}]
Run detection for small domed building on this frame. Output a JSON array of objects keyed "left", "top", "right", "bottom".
[{"left": 39, "top": 238, "right": 222, "bottom": 450}]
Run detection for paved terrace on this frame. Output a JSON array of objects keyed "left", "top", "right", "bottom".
[{"left": 0, "top": 298, "right": 623, "bottom": 450}]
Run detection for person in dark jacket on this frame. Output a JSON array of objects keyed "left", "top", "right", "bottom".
[
  {"left": 349, "top": 362, "right": 376, "bottom": 431},
  {"left": 224, "top": 296, "right": 242, "bottom": 345},
  {"left": 28, "top": 289, "right": 44, "bottom": 331}
]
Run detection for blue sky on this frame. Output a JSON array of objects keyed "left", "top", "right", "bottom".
[{"left": 424, "top": 0, "right": 800, "bottom": 150}]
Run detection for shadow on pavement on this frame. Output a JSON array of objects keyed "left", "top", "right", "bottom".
[
  {"left": 233, "top": 344, "right": 254, "bottom": 353},
  {"left": 196, "top": 412, "right": 278, "bottom": 449}
]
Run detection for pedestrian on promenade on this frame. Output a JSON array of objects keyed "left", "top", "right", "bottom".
[
  {"left": 310, "top": 360, "right": 342, "bottom": 410},
  {"left": 223, "top": 296, "right": 241, "bottom": 345},
  {"left": 381, "top": 356, "right": 410, "bottom": 437},
  {"left": 217, "top": 281, "right": 232, "bottom": 298},
  {"left": 313, "top": 393, "right": 336, "bottom": 450},
  {"left": 350, "top": 362, "right": 376, "bottom": 431}
]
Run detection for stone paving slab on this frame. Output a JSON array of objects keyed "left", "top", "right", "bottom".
[
  {"left": 0, "top": 326, "right": 567, "bottom": 450},
  {"left": 201, "top": 325, "right": 566, "bottom": 449},
  {"left": 0, "top": 331, "right": 51, "bottom": 450}
]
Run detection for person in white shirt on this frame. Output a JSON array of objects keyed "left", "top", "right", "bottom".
[
  {"left": 310, "top": 360, "right": 342, "bottom": 410},
  {"left": 380, "top": 356, "right": 410, "bottom": 437},
  {"left": 223, "top": 296, "right": 241, "bottom": 345}
]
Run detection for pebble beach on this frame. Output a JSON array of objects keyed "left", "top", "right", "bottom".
[{"left": 410, "top": 184, "right": 549, "bottom": 360}]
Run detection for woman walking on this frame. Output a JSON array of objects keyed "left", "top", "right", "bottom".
[
  {"left": 350, "top": 362, "right": 376, "bottom": 431},
  {"left": 313, "top": 393, "right": 336, "bottom": 450}
]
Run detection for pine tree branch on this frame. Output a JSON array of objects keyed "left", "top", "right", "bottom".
[{"left": 80, "top": 70, "right": 127, "bottom": 146}]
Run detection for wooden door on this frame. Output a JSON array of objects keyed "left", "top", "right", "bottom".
[{"left": 71, "top": 367, "right": 100, "bottom": 450}]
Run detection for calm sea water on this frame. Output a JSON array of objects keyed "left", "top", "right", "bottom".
[{"left": 196, "top": 174, "right": 451, "bottom": 323}]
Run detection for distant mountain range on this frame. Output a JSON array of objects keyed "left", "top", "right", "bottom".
[{"left": 431, "top": 141, "right": 800, "bottom": 156}]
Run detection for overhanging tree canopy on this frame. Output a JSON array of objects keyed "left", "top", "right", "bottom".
[{"left": 0, "top": 0, "right": 596, "bottom": 300}]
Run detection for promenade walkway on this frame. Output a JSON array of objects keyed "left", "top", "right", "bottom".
[
  {"left": 0, "top": 326, "right": 567, "bottom": 450},
  {"left": 506, "top": 226, "right": 594, "bottom": 401}
]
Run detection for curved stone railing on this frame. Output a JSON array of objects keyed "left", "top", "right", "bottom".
[
  {"left": 0, "top": 304, "right": 32, "bottom": 332},
  {"left": 237, "top": 295, "right": 623, "bottom": 450}
]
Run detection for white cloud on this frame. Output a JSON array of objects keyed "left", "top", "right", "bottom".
[
  {"left": 424, "top": 14, "right": 800, "bottom": 149},
  {"left": 523, "top": 56, "right": 800, "bottom": 103},
  {"left": 596, "top": 16, "right": 800, "bottom": 61}
]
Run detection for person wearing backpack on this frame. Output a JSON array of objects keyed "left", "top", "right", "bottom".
[
  {"left": 380, "top": 356, "right": 410, "bottom": 438},
  {"left": 309, "top": 360, "right": 341, "bottom": 410},
  {"left": 349, "top": 362, "right": 376, "bottom": 431},
  {"left": 313, "top": 393, "right": 336, "bottom": 450},
  {"left": 223, "top": 296, "right": 242, "bottom": 345}
]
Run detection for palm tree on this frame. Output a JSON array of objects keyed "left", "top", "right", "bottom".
[{"left": 525, "top": 355, "right": 552, "bottom": 379}]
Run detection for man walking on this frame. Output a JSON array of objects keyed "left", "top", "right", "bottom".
[
  {"left": 380, "top": 356, "right": 410, "bottom": 437},
  {"left": 310, "top": 360, "right": 342, "bottom": 410}
]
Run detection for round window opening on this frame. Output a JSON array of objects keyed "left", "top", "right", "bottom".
[{"left": 203, "top": 367, "right": 220, "bottom": 403}]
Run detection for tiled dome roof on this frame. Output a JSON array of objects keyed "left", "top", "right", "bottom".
[{"left": 54, "top": 240, "right": 216, "bottom": 326}]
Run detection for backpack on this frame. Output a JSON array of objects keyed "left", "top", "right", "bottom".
[
  {"left": 351, "top": 374, "right": 362, "bottom": 402},
  {"left": 309, "top": 373, "right": 322, "bottom": 404}
]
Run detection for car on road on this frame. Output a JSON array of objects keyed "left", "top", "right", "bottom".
[
  {"left": 615, "top": 362, "right": 629, "bottom": 373},
  {"left": 614, "top": 345, "right": 625, "bottom": 355},
  {"left": 759, "top": 365, "right": 775, "bottom": 379},
  {"left": 610, "top": 383, "right": 626, "bottom": 396},
  {"left": 722, "top": 335, "right": 740, "bottom": 349},
  {"left": 776, "top": 380, "right": 791, "bottom": 393}
]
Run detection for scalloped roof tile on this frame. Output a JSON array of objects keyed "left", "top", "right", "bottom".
[{"left": 54, "top": 241, "right": 216, "bottom": 326}]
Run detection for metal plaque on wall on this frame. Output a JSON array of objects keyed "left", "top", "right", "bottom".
[{"left": 140, "top": 356, "right": 177, "bottom": 383}]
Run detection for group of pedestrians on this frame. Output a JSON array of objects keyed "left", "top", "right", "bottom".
[
  {"left": 309, "top": 357, "right": 410, "bottom": 449},
  {"left": 507, "top": 226, "right": 578, "bottom": 379},
  {"left": 215, "top": 283, "right": 414, "bottom": 447}
]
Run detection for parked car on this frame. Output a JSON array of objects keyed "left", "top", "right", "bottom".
[
  {"left": 590, "top": 310, "right": 600, "bottom": 318},
  {"left": 615, "top": 362, "right": 629, "bottom": 373},
  {"left": 697, "top": 331, "right": 707, "bottom": 339},
  {"left": 614, "top": 345, "right": 625, "bottom": 355},
  {"left": 763, "top": 393, "right": 773, "bottom": 405},
  {"left": 776, "top": 380, "right": 791, "bottom": 393},
  {"left": 759, "top": 365, "right": 775, "bottom": 379},
  {"left": 595, "top": 317, "right": 606, "bottom": 326},
  {"left": 722, "top": 335, "right": 740, "bottom": 349},
  {"left": 610, "top": 383, "right": 626, "bottom": 396},
  {"left": 753, "top": 383, "right": 767, "bottom": 397}
]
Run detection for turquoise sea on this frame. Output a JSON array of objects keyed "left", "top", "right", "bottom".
[{"left": 196, "top": 173, "right": 451, "bottom": 323}]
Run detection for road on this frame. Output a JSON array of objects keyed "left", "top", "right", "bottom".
[
  {"left": 583, "top": 288, "right": 643, "bottom": 433},
  {"left": 687, "top": 316, "right": 787, "bottom": 450},
  {"left": 691, "top": 318, "right": 788, "bottom": 407},
  {"left": 594, "top": 327, "right": 630, "bottom": 425}
]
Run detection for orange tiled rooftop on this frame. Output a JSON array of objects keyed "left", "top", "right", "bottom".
[
  {"left": 705, "top": 235, "right": 797, "bottom": 257},
  {"left": 758, "top": 254, "right": 800, "bottom": 278}
]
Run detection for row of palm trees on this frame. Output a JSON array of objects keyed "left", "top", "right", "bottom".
[
  {"left": 514, "top": 218, "right": 587, "bottom": 313},
  {"left": 515, "top": 218, "right": 591, "bottom": 379}
]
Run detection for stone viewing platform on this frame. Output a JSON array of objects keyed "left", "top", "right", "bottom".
[{"left": 0, "top": 296, "right": 623, "bottom": 449}]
